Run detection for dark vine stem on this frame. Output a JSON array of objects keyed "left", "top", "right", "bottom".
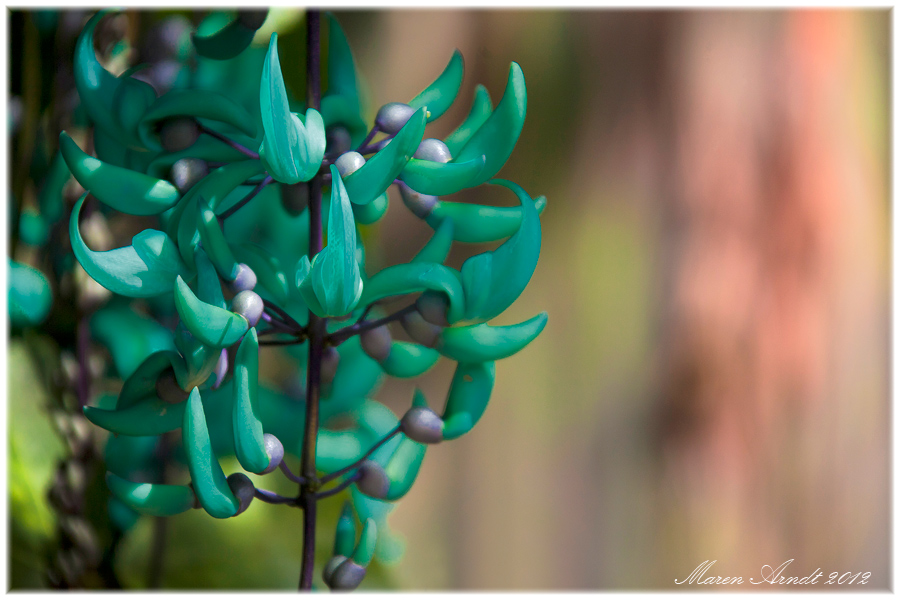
[
  {"left": 197, "top": 123, "right": 259, "bottom": 159},
  {"left": 328, "top": 304, "right": 417, "bottom": 347},
  {"left": 263, "top": 299, "right": 305, "bottom": 331},
  {"left": 254, "top": 488, "right": 299, "bottom": 505},
  {"left": 315, "top": 471, "right": 362, "bottom": 500},
  {"left": 219, "top": 175, "right": 273, "bottom": 221},
  {"left": 299, "top": 9, "right": 323, "bottom": 593},
  {"left": 320, "top": 426, "right": 402, "bottom": 485},
  {"left": 259, "top": 337, "right": 307, "bottom": 347},
  {"left": 76, "top": 314, "right": 90, "bottom": 408},
  {"left": 261, "top": 311, "right": 296, "bottom": 334},
  {"left": 279, "top": 460, "right": 307, "bottom": 485},
  {"left": 146, "top": 432, "right": 174, "bottom": 589},
  {"left": 358, "top": 135, "right": 393, "bottom": 156},
  {"left": 355, "top": 125, "right": 380, "bottom": 153}
]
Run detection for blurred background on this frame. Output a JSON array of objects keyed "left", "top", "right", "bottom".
[{"left": 8, "top": 8, "right": 889, "bottom": 590}]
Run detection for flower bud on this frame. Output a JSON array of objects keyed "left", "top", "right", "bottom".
[
  {"left": 329, "top": 560, "right": 367, "bottom": 591},
  {"left": 334, "top": 151, "right": 366, "bottom": 177},
  {"left": 375, "top": 102, "right": 415, "bottom": 134},
  {"left": 236, "top": 10, "right": 268, "bottom": 30},
  {"left": 231, "top": 290, "right": 264, "bottom": 327},
  {"left": 228, "top": 263, "right": 257, "bottom": 294},
  {"left": 226, "top": 473, "right": 255, "bottom": 516},
  {"left": 414, "top": 138, "right": 452, "bottom": 163},
  {"left": 416, "top": 291, "right": 450, "bottom": 327},
  {"left": 261, "top": 433, "right": 284, "bottom": 474},
  {"left": 359, "top": 325, "right": 392, "bottom": 362},
  {"left": 356, "top": 460, "right": 389, "bottom": 499},
  {"left": 156, "top": 368, "right": 189, "bottom": 404},
  {"left": 398, "top": 182, "right": 438, "bottom": 219},
  {"left": 326, "top": 126, "right": 353, "bottom": 156},
  {"left": 322, "top": 555, "right": 348, "bottom": 587},
  {"left": 159, "top": 117, "right": 199, "bottom": 153},
  {"left": 142, "top": 16, "right": 192, "bottom": 63},
  {"left": 211, "top": 348, "right": 229, "bottom": 390},
  {"left": 400, "top": 309, "right": 442, "bottom": 347},
  {"left": 280, "top": 181, "right": 309, "bottom": 216},
  {"left": 321, "top": 346, "right": 340, "bottom": 385},
  {"left": 171, "top": 158, "right": 208, "bottom": 193},
  {"left": 401, "top": 406, "right": 444, "bottom": 444}
]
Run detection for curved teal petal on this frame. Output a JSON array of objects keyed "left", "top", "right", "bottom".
[{"left": 70, "top": 194, "right": 190, "bottom": 297}]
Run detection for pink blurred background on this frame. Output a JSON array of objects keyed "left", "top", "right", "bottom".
[{"left": 346, "top": 9, "right": 890, "bottom": 589}]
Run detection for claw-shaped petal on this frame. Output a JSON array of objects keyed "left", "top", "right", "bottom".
[
  {"left": 296, "top": 165, "right": 363, "bottom": 317},
  {"left": 259, "top": 33, "right": 326, "bottom": 184},
  {"left": 184, "top": 387, "right": 240, "bottom": 518},
  {"left": 70, "top": 194, "right": 191, "bottom": 298},
  {"left": 436, "top": 312, "right": 547, "bottom": 362}
]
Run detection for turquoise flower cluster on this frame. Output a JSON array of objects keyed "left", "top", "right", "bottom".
[{"left": 58, "top": 9, "right": 546, "bottom": 589}]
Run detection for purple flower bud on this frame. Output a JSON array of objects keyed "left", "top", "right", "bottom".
[
  {"left": 413, "top": 138, "right": 452, "bottom": 163},
  {"left": 231, "top": 291, "right": 264, "bottom": 327},
  {"left": 401, "top": 406, "right": 444, "bottom": 444},
  {"left": 334, "top": 151, "right": 366, "bottom": 177},
  {"left": 356, "top": 460, "right": 389, "bottom": 499},
  {"left": 228, "top": 263, "right": 257, "bottom": 294},
  {"left": 261, "top": 433, "right": 284, "bottom": 474},
  {"left": 375, "top": 102, "right": 415, "bottom": 134}
]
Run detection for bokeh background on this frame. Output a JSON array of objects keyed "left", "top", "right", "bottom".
[{"left": 8, "top": 8, "right": 890, "bottom": 590}]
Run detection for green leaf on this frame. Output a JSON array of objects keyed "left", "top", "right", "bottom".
[
  {"left": 70, "top": 193, "right": 191, "bottom": 297},
  {"left": 60, "top": 131, "right": 180, "bottom": 216},
  {"left": 408, "top": 50, "right": 464, "bottom": 123},
  {"left": 259, "top": 33, "right": 326, "bottom": 184},
  {"left": 174, "top": 275, "right": 249, "bottom": 348},
  {"left": 343, "top": 108, "right": 426, "bottom": 206},
  {"left": 297, "top": 165, "right": 363, "bottom": 317},
  {"left": 8, "top": 260, "right": 52, "bottom": 328}
]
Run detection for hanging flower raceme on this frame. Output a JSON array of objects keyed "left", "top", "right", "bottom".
[{"left": 59, "top": 8, "right": 548, "bottom": 591}]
